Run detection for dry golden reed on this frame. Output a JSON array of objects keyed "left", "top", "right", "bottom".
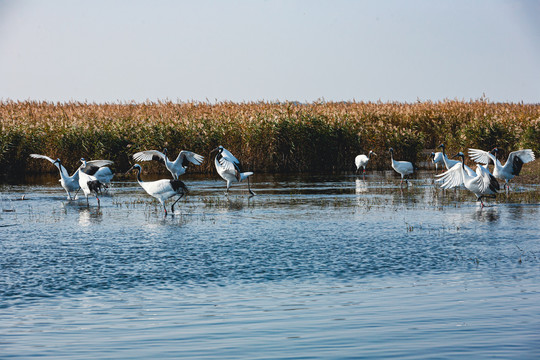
[{"left": 1, "top": 100, "right": 539, "bottom": 177}]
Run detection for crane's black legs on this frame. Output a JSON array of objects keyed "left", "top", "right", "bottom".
[
  {"left": 247, "top": 177, "right": 255, "bottom": 196},
  {"left": 171, "top": 193, "right": 185, "bottom": 213}
]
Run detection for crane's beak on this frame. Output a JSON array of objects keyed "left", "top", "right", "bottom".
[
  {"left": 124, "top": 165, "right": 135, "bottom": 175},
  {"left": 372, "top": 152, "right": 377, "bottom": 156},
  {"left": 452, "top": 153, "right": 460, "bottom": 159},
  {"left": 210, "top": 147, "right": 219, "bottom": 153}
]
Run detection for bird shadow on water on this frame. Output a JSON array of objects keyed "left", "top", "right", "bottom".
[
  {"left": 200, "top": 195, "right": 256, "bottom": 211},
  {"left": 472, "top": 206, "right": 500, "bottom": 222},
  {"left": 77, "top": 207, "right": 103, "bottom": 226}
]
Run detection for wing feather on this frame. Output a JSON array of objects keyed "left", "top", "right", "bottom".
[
  {"left": 468, "top": 148, "right": 501, "bottom": 167},
  {"left": 133, "top": 150, "right": 166, "bottom": 162},
  {"left": 476, "top": 164, "right": 499, "bottom": 193},
  {"left": 86, "top": 159, "right": 113, "bottom": 167},
  {"left": 30, "top": 153, "right": 70, "bottom": 178},
  {"left": 435, "top": 163, "right": 464, "bottom": 189},
  {"left": 178, "top": 150, "right": 204, "bottom": 165},
  {"left": 220, "top": 148, "right": 240, "bottom": 165},
  {"left": 468, "top": 148, "right": 491, "bottom": 165},
  {"left": 79, "top": 160, "right": 113, "bottom": 175},
  {"left": 94, "top": 166, "right": 114, "bottom": 183},
  {"left": 502, "top": 149, "right": 534, "bottom": 176},
  {"left": 30, "top": 153, "right": 55, "bottom": 163},
  {"left": 218, "top": 157, "right": 237, "bottom": 172},
  {"left": 463, "top": 164, "right": 477, "bottom": 177},
  {"left": 509, "top": 149, "right": 535, "bottom": 164}
]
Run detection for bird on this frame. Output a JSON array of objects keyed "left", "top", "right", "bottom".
[
  {"left": 468, "top": 147, "right": 535, "bottom": 191},
  {"left": 30, "top": 155, "right": 114, "bottom": 200},
  {"left": 429, "top": 151, "right": 444, "bottom": 172},
  {"left": 389, "top": 148, "right": 414, "bottom": 187},
  {"left": 127, "top": 164, "right": 188, "bottom": 215},
  {"left": 438, "top": 143, "right": 476, "bottom": 177},
  {"left": 436, "top": 152, "right": 500, "bottom": 207},
  {"left": 78, "top": 158, "right": 113, "bottom": 206},
  {"left": 212, "top": 145, "right": 255, "bottom": 195},
  {"left": 132, "top": 148, "right": 204, "bottom": 179},
  {"left": 355, "top": 150, "right": 376, "bottom": 178},
  {"left": 78, "top": 158, "right": 115, "bottom": 184},
  {"left": 29, "top": 154, "right": 80, "bottom": 200},
  {"left": 437, "top": 143, "right": 460, "bottom": 170}
]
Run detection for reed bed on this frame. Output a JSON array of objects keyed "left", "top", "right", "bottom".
[{"left": 1, "top": 100, "right": 539, "bottom": 177}]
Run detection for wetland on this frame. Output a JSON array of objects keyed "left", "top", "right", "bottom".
[{"left": 1, "top": 171, "right": 539, "bottom": 358}]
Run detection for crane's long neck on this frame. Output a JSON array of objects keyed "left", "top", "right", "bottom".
[
  {"left": 56, "top": 164, "right": 66, "bottom": 179},
  {"left": 441, "top": 148, "right": 452, "bottom": 169},
  {"left": 491, "top": 151, "right": 501, "bottom": 169},
  {"left": 135, "top": 167, "right": 143, "bottom": 183},
  {"left": 459, "top": 156, "right": 470, "bottom": 181},
  {"left": 390, "top": 152, "right": 396, "bottom": 168}
]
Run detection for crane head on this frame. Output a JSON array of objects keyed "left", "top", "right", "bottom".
[{"left": 126, "top": 164, "right": 141, "bottom": 174}]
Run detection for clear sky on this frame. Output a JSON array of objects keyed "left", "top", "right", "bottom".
[{"left": 1, "top": 0, "right": 539, "bottom": 103}]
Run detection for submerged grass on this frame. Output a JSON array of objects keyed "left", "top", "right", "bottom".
[{"left": 1, "top": 100, "right": 539, "bottom": 178}]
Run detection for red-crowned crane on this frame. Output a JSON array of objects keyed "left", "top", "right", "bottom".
[
  {"left": 212, "top": 146, "right": 255, "bottom": 196},
  {"left": 132, "top": 148, "right": 204, "bottom": 179}
]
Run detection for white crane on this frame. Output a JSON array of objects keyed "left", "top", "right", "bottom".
[
  {"left": 355, "top": 150, "right": 376, "bottom": 178},
  {"left": 78, "top": 158, "right": 114, "bottom": 206},
  {"left": 29, "top": 154, "right": 80, "bottom": 200},
  {"left": 437, "top": 143, "right": 460, "bottom": 170},
  {"left": 438, "top": 143, "right": 476, "bottom": 177},
  {"left": 429, "top": 151, "right": 444, "bottom": 172},
  {"left": 132, "top": 148, "right": 204, "bottom": 179},
  {"left": 79, "top": 158, "right": 115, "bottom": 184},
  {"left": 127, "top": 164, "right": 188, "bottom": 215},
  {"left": 436, "top": 152, "right": 499, "bottom": 207},
  {"left": 468, "top": 147, "right": 535, "bottom": 191},
  {"left": 212, "top": 145, "right": 255, "bottom": 195},
  {"left": 389, "top": 148, "right": 414, "bottom": 187}
]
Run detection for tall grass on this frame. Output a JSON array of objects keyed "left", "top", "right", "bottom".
[{"left": 1, "top": 100, "right": 539, "bottom": 177}]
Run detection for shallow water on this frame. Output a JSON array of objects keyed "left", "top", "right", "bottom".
[{"left": 1, "top": 172, "right": 539, "bottom": 358}]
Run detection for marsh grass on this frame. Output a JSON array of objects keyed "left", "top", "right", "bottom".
[{"left": 1, "top": 100, "right": 538, "bottom": 178}]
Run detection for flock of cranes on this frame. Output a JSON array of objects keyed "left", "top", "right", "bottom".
[
  {"left": 30, "top": 145, "right": 254, "bottom": 214},
  {"left": 357, "top": 143, "right": 535, "bottom": 207},
  {"left": 29, "top": 155, "right": 114, "bottom": 204},
  {"left": 30, "top": 143, "right": 535, "bottom": 213}
]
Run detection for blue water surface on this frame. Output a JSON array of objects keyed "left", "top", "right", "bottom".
[{"left": 1, "top": 172, "right": 539, "bottom": 359}]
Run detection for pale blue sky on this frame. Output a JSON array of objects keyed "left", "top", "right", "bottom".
[{"left": 1, "top": 0, "right": 539, "bottom": 103}]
